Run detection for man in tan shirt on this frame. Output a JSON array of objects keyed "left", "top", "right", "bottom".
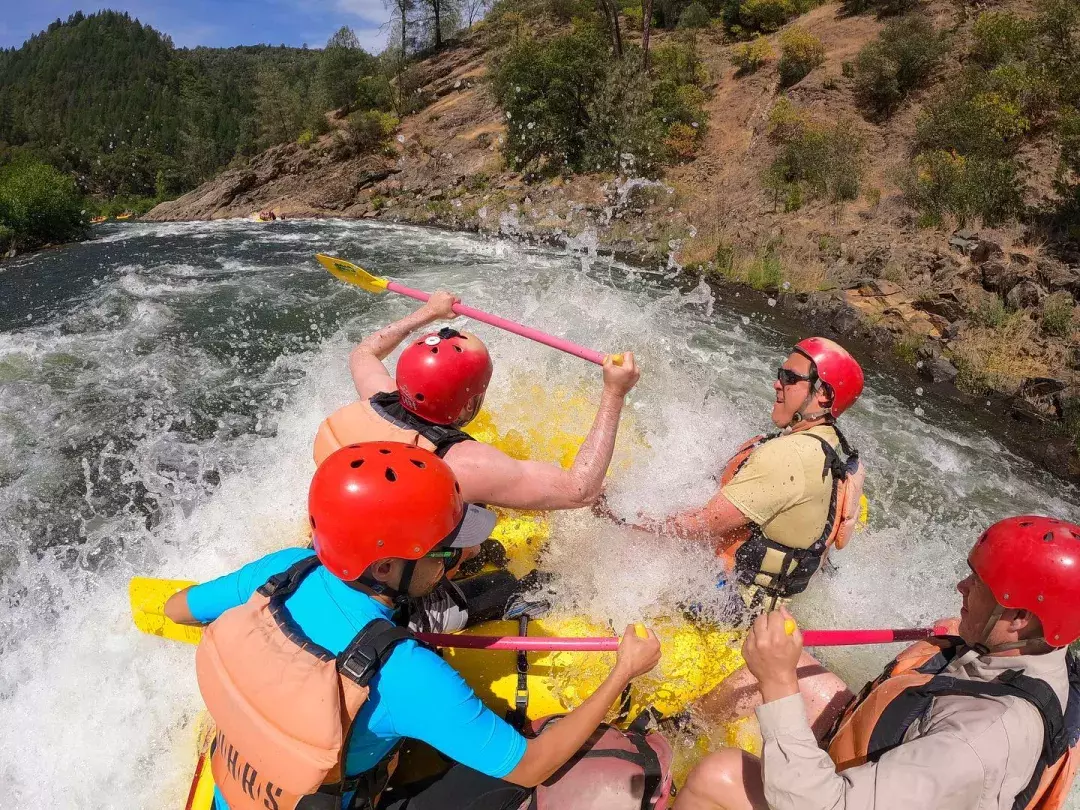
[
  {"left": 677, "top": 515, "right": 1080, "bottom": 810},
  {"left": 653, "top": 338, "right": 865, "bottom": 608}
]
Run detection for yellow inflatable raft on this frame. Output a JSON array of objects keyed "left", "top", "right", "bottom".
[{"left": 139, "top": 397, "right": 748, "bottom": 808}]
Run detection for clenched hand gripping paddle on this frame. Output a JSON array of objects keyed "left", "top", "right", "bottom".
[{"left": 315, "top": 254, "right": 622, "bottom": 366}]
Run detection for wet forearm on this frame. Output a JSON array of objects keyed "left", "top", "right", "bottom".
[
  {"left": 358, "top": 304, "right": 439, "bottom": 360},
  {"left": 505, "top": 665, "right": 632, "bottom": 787},
  {"left": 566, "top": 389, "right": 626, "bottom": 503}
]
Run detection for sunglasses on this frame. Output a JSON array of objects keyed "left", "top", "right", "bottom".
[
  {"left": 425, "top": 547, "right": 464, "bottom": 569},
  {"left": 777, "top": 367, "right": 813, "bottom": 386}
]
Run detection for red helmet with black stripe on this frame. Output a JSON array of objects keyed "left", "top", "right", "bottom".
[{"left": 794, "top": 337, "right": 864, "bottom": 418}]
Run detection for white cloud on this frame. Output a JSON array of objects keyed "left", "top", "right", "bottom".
[{"left": 296, "top": 0, "right": 390, "bottom": 52}]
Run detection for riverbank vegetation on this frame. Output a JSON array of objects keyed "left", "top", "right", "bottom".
[
  {"left": 488, "top": 0, "right": 710, "bottom": 176},
  {"left": 0, "top": 158, "right": 86, "bottom": 255}
]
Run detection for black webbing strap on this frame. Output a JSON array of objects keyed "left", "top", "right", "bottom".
[
  {"left": 337, "top": 618, "right": 414, "bottom": 686},
  {"left": 316, "top": 740, "right": 403, "bottom": 809},
  {"left": 577, "top": 731, "right": 664, "bottom": 810},
  {"left": 258, "top": 555, "right": 322, "bottom": 598},
  {"left": 506, "top": 615, "right": 530, "bottom": 730},
  {"left": 369, "top": 391, "right": 475, "bottom": 457},
  {"left": 867, "top": 668, "right": 1067, "bottom": 810}
]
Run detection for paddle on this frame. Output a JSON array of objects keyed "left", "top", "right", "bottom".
[
  {"left": 315, "top": 254, "right": 622, "bottom": 366},
  {"left": 130, "top": 577, "right": 940, "bottom": 651}
]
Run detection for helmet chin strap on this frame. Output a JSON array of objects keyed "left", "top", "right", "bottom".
[
  {"left": 951, "top": 604, "right": 1045, "bottom": 668},
  {"left": 354, "top": 559, "right": 420, "bottom": 608},
  {"left": 785, "top": 384, "right": 830, "bottom": 430}
]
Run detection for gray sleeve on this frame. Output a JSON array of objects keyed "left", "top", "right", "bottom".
[{"left": 757, "top": 696, "right": 987, "bottom": 810}]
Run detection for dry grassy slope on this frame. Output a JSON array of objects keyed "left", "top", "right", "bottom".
[{"left": 146, "top": 3, "right": 1080, "bottom": 479}]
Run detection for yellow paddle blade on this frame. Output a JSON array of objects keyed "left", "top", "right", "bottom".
[
  {"left": 129, "top": 577, "right": 203, "bottom": 646},
  {"left": 315, "top": 254, "right": 390, "bottom": 294}
]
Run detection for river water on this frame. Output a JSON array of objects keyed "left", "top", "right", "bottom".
[{"left": 1, "top": 219, "right": 1077, "bottom": 808}]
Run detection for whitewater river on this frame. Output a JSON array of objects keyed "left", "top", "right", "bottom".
[{"left": 1, "top": 219, "right": 1078, "bottom": 808}]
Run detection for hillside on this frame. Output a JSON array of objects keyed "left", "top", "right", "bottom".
[
  {"left": 0, "top": 11, "right": 335, "bottom": 200},
  {"left": 147, "top": 0, "right": 1080, "bottom": 478}
]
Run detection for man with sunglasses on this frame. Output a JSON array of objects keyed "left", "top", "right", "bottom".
[
  {"left": 655, "top": 337, "right": 865, "bottom": 611},
  {"left": 165, "top": 442, "right": 663, "bottom": 810}
]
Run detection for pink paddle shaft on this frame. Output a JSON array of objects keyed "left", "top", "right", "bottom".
[
  {"left": 415, "top": 627, "right": 939, "bottom": 652},
  {"left": 387, "top": 281, "right": 609, "bottom": 366}
]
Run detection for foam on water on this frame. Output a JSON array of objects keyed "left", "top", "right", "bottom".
[{"left": 2, "top": 219, "right": 1079, "bottom": 807}]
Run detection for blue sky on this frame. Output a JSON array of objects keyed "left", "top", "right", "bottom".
[{"left": 0, "top": 0, "right": 392, "bottom": 52}]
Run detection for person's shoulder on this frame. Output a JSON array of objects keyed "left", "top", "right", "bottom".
[
  {"left": 379, "top": 636, "right": 470, "bottom": 697},
  {"left": 745, "top": 432, "right": 808, "bottom": 472},
  {"left": 929, "top": 689, "right": 1043, "bottom": 749},
  {"left": 258, "top": 546, "right": 317, "bottom": 570}
]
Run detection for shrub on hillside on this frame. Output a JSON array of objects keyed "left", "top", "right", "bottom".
[
  {"left": 840, "top": 0, "right": 918, "bottom": 16},
  {"left": 904, "top": 149, "right": 1023, "bottom": 226},
  {"left": 0, "top": 160, "right": 86, "bottom": 250},
  {"left": 853, "top": 15, "right": 946, "bottom": 117},
  {"left": 356, "top": 75, "right": 395, "bottom": 112},
  {"left": 395, "top": 65, "right": 435, "bottom": 116},
  {"left": 916, "top": 92, "right": 1030, "bottom": 158},
  {"left": 343, "top": 110, "right": 399, "bottom": 154},
  {"left": 732, "top": 35, "right": 775, "bottom": 74},
  {"left": 778, "top": 27, "right": 826, "bottom": 87},
  {"left": 763, "top": 100, "right": 864, "bottom": 208},
  {"left": 491, "top": 28, "right": 610, "bottom": 172},
  {"left": 678, "top": 2, "right": 712, "bottom": 28},
  {"left": 971, "top": 11, "right": 1034, "bottom": 67},
  {"left": 651, "top": 41, "right": 709, "bottom": 155},
  {"left": 585, "top": 55, "right": 668, "bottom": 173},
  {"left": 652, "top": 39, "right": 710, "bottom": 87},
  {"left": 1042, "top": 291, "right": 1077, "bottom": 337},
  {"left": 726, "top": 0, "right": 821, "bottom": 35}
]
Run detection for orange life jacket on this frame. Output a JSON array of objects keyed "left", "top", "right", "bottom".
[
  {"left": 313, "top": 391, "right": 474, "bottom": 467},
  {"left": 717, "top": 424, "right": 864, "bottom": 599},
  {"left": 195, "top": 557, "right": 413, "bottom": 810},
  {"left": 825, "top": 637, "right": 1080, "bottom": 810}
]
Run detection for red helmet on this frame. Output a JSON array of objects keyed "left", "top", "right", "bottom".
[
  {"left": 308, "top": 441, "right": 493, "bottom": 580},
  {"left": 968, "top": 515, "right": 1080, "bottom": 647},
  {"left": 794, "top": 337, "right": 864, "bottom": 418},
  {"left": 396, "top": 328, "right": 493, "bottom": 426}
]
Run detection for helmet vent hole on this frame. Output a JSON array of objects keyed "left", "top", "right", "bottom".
[
  {"left": 1019, "top": 521, "right": 1034, "bottom": 527},
  {"left": 454, "top": 345, "right": 463, "bottom": 353},
  {"left": 454, "top": 482, "right": 461, "bottom": 494},
  {"left": 431, "top": 347, "right": 439, "bottom": 354},
  {"left": 350, "top": 459, "right": 364, "bottom": 469},
  {"left": 410, "top": 459, "right": 426, "bottom": 469},
  {"left": 385, "top": 467, "right": 397, "bottom": 482},
  {"left": 415, "top": 393, "right": 425, "bottom": 402},
  {"left": 1044, "top": 532, "right": 1055, "bottom": 542},
  {"left": 378, "top": 448, "right": 391, "bottom": 455},
  {"left": 310, "top": 517, "right": 316, "bottom": 529}
]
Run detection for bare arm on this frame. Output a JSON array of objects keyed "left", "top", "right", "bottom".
[
  {"left": 503, "top": 626, "right": 661, "bottom": 788},
  {"left": 163, "top": 587, "right": 202, "bottom": 626},
  {"left": 350, "top": 292, "right": 459, "bottom": 399},
  {"left": 658, "top": 490, "right": 750, "bottom": 547},
  {"left": 446, "top": 353, "right": 640, "bottom": 510}
]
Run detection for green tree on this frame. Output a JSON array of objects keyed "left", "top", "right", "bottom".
[
  {"left": 491, "top": 27, "right": 611, "bottom": 171},
  {"left": 318, "top": 27, "right": 374, "bottom": 113}
]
